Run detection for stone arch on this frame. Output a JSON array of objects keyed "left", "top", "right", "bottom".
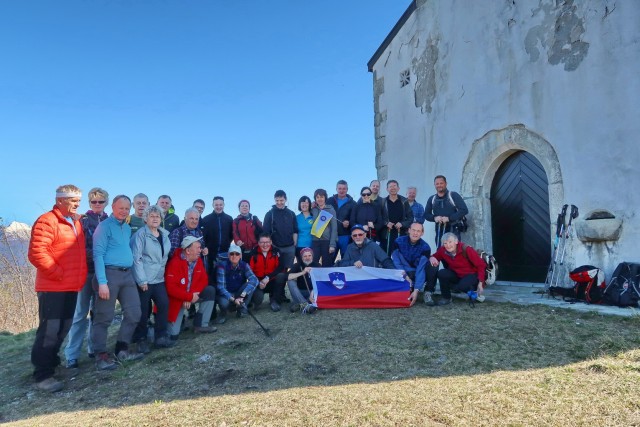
[{"left": 460, "top": 124, "right": 564, "bottom": 253}]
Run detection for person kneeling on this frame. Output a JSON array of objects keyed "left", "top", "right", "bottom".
[
  {"left": 428, "top": 232, "right": 486, "bottom": 305},
  {"left": 215, "top": 244, "right": 259, "bottom": 324},
  {"left": 165, "top": 236, "right": 217, "bottom": 340},
  {"left": 287, "top": 247, "right": 318, "bottom": 314}
]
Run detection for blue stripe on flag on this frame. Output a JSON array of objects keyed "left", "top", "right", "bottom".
[{"left": 315, "top": 278, "right": 410, "bottom": 296}]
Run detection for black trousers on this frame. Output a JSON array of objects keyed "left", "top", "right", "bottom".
[
  {"left": 312, "top": 240, "right": 333, "bottom": 267},
  {"left": 133, "top": 282, "right": 169, "bottom": 343},
  {"left": 437, "top": 269, "right": 479, "bottom": 299},
  {"left": 31, "top": 291, "right": 78, "bottom": 382},
  {"left": 252, "top": 274, "right": 286, "bottom": 306}
]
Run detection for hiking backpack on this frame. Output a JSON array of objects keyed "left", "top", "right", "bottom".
[
  {"left": 460, "top": 244, "right": 498, "bottom": 286},
  {"left": 430, "top": 192, "right": 468, "bottom": 232},
  {"left": 602, "top": 262, "right": 640, "bottom": 307},
  {"left": 549, "top": 265, "right": 608, "bottom": 304}
]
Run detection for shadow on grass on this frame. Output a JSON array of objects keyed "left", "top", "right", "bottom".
[{"left": 1, "top": 301, "right": 639, "bottom": 423}]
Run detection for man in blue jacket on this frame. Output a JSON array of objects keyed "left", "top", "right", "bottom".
[
  {"left": 215, "top": 244, "right": 259, "bottom": 324},
  {"left": 391, "top": 222, "right": 438, "bottom": 306},
  {"left": 91, "top": 195, "right": 144, "bottom": 371}
]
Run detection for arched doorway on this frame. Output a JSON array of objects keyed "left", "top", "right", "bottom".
[{"left": 490, "top": 151, "right": 551, "bottom": 281}]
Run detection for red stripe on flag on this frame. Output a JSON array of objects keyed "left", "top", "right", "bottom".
[{"left": 317, "top": 291, "right": 410, "bottom": 309}]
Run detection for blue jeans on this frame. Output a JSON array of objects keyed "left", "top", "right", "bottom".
[
  {"left": 64, "top": 273, "right": 94, "bottom": 361},
  {"left": 337, "top": 235, "right": 350, "bottom": 259},
  {"left": 216, "top": 282, "right": 256, "bottom": 315},
  {"left": 287, "top": 280, "right": 312, "bottom": 305},
  {"left": 391, "top": 253, "right": 433, "bottom": 292}
]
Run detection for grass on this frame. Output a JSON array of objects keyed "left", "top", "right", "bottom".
[{"left": 1, "top": 300, "right": 639, "bottom": 426}]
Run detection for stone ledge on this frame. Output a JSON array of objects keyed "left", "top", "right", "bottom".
[{"left": 575, "top": 218, "right": 622, "bottom": 242}]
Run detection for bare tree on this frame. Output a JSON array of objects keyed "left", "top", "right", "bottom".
[{"left": 0, "top": 219, "right": 37, "bottom": 333}]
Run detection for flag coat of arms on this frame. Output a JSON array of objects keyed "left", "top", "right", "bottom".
[
  {"left": 311, "top": 209, "right": 334, "bottom": 238},
  {"left": 310, "top": 266, "right": 411, "bottom": 309}
]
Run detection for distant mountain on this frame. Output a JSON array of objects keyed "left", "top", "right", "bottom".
[
  {"left": 0, "top": 221, "right": 31, "bottom": 267},
  {"left": 4, "top": 221, "right": 31, "bottom": 237}
]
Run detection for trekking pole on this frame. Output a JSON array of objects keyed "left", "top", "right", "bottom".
[
  {"left": 558, "top": 205, "right": 579, "bottom": 266},
  {"left": 437, "top": 222, "right": 444, "bottom": 248},
  {"left": 550, "top": 205, "right": 569, "bottom": 287},
  {"left": 554, "top": 205, "right": 579, "bottom": 287},
  {"left": 242, "top": 303, "right": 270, "bottom": 337},
  {"left": 545, "top": 204, "right": 568, "bottom": 293}
]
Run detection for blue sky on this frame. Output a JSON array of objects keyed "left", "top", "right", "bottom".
[{"left": 0, "top": 1, "right": 410, "bottom": 225}]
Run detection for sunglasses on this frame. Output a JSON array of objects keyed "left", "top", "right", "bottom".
[
  {"left": 361, "top": 193, "right": 371, "bottom": 197},
  {"left": 229, "top": 253, "right": 241, "bottom": 257},
  {"left": 351, "top": 233, "right": 365, "bottom": 237},
  {"left": 91, "top": 200, "right": 107, "bottom": 205}
]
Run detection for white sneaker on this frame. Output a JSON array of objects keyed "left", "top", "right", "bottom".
[{"left": 476, "top": 294, "right": 486, "bottom": 303}]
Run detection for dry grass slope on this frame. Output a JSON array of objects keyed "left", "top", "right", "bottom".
[{"left": 1, "top": 301, "right": 639, "bottom": 426}]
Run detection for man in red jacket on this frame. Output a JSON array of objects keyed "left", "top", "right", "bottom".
[
  {"left": 28, "top": 184, "right": 87, "bottom": 392},
  {"left": 165, "top": 236, "right": 217, "bottom": 340},
  {"left": 429, "top": 232, "right": 486, "bottom": 306}
]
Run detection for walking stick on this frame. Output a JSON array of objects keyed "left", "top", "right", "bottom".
[
  {"left": 558, "top": 205, "right": 579, "bottom": 267},
  {"left": 242, "top": 303, "right": 270, "bottom": 337},
  {"left": 553, "top": 205, "right": 579, "bottom": 287},
  {"left": 545, "top": 204, "right": 568, "bottom": 293}
]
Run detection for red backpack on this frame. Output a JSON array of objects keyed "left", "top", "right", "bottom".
[{"left": 551, "top": 265, "right": 605, "bottom": 303}]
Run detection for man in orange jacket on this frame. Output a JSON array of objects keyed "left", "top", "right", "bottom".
[{"left": 28, "top": 184, "right": 87, "bottom": 392}]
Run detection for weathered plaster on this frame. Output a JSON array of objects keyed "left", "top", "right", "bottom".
[
  {"left": 525, "top": 0, "right": 589, "bottom": 71},
  {"left": 372, "top": 71, "right": 388, "bottom": 181},
  {"left": 412, "top": 36, "right": 439, "bottom": 113}
]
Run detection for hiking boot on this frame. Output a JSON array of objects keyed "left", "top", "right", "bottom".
[
  {"left": 194, "top": 325, "right": 218, "bottom": 333},
  {"left": 66, "top": 359, "right": 79, "bottom": 369},
  {"left": 289, "top": 303, "right": 300, "bottom": 313},
  {"left": 116, "top": 349, "right": 144, "bottom": 363},
  {"left": 270, "top": 300, "right": 281, "bottom": 312},
  {"left": 476, "top": 294, "right": 486, "bottom": 303},
  {"left": 216, "top": 316, "right": 227, "bottom": 325},
  {"left": 302, "top": 303, "right": 317, "bottom": 315},
  {"left": 95, "top": 352, "right": 118, "bottom": 371},
  {"left": 237, "top": 307, "right": 248, "bottom": 318},
  {"left": 424, "top": 292, "right": 435, "bottom": 306},
  {"left": 436, "top": 298, "right": 452, "bottom": 306},
  {"left": 154, "top": 336, "right": 176, "bottom": 348},
  {"left": 36, "top": 377, "right": 64, "bottom": 393},
  {"left": 137, "top": 340, "right": 151, "bottom": 354}
]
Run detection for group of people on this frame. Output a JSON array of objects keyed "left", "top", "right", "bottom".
[{"left": 27, "top": 176, "right": 488, "bottom": 392}]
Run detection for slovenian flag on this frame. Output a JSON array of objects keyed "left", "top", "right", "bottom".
[
  {"left": 311, "top": 209, "right": 333, "bottom": 238},
  {"left": 310, "top": 266, "right": 411, "bottom": 309}
]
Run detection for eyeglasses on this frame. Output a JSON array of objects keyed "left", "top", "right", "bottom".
[
  {"left": 229, "top": 253, "right": 241, "bottom": 257},
  {"left": 259, "top": 241, "right": 271, "bottom": 245},
  {"left": 91, "top": 200, "right": 106, "bottom": 205},
  {"left": 361, "top": 193, "right": 371, "bottom": 197},
  {"left": 351, "top": 233, "right": 365, "bottom": 237}
]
